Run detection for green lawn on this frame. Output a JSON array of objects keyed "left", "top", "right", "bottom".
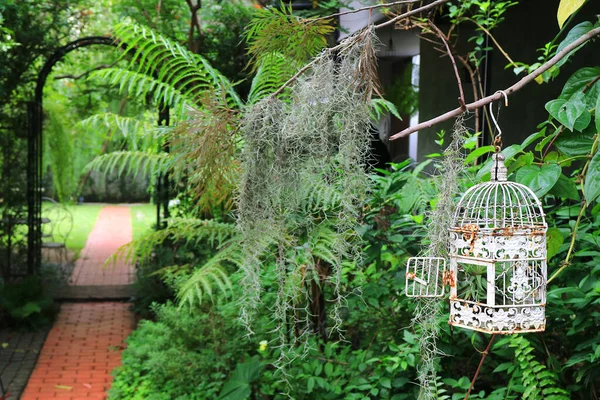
[
  {"left": 130, "top": 204, "right": 156, "bottom": 240},
  {"left": 42, "top": 203, "right": 103, "bottom": 255},
  {"left": 41, "top": 203, "right": 156, "bottom": 259}
]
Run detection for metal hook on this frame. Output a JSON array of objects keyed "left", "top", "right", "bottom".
[
  {"left": 489, "top": 102, "right": 502, "bottom": 138},
  {"left": 490, "top": 90, "right": 508, "bottom": 152}
]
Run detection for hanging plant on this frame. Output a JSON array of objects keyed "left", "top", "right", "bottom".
[{"left": 237, "top": 27, "right": 381, "bottom": 366}]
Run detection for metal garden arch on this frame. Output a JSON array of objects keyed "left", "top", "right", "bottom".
[{"left": 27, "top": 36, "right": 169, "bottom": 275}]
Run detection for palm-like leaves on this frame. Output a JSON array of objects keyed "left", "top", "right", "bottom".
[
  {"left": 85, "top": 151, "right": 169, "bottom": 180},
  {"left": 112, "top": 21, "right": 242, "bottom": 109},
  {"left": 92, "top": 13, "right": 349, "bottom": 309},
  {"left": 248, "top": 53, "right": 297, "bottom": 104}
]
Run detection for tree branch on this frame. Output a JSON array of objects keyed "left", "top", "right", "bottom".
[
  {"left": 471, "top": 20, "right": 518, "bottom": 68},
  {"left": 134, "top": 0, "right": 155, "bottom": 28},
  {"left": 390, "top": 26, "right": 600, "bottom": 140},
  {"left": 457, "top": 55, "right": 481, "bottom": 133},
  {"left": 270, "top": 0, "right": 451, "bottom": 98},
  {"left": 185, "top": 0, "right": 202, "bottom": 52},
  {"left": 375, "top": 0, "right": 449, "bottom": 30},
  {"left": 53, "top": 63, "right": 116, "bottom": 80},
  {"left": 428, "top": 20, "right": 466, "bottom": 109},
  {"left": 464, "top": 334, "right": 496, "bottom": 400},
  {"left": 312, "top": 0, "right": 422, "bottom": 22}
]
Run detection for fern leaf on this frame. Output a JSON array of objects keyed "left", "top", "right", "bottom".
[
  {"left": 112, "top": 20, "right": 242, "bottom": 108},
  {"left": 85, "top": 151, "right": 169, "bottom": 179},
  {"left": 509, "top": 336, "right": 569, "bottom": 400},
  {"left": 248, "top": 53, "right": 297, "bottom": 104},
  {"left": 244, "top": 5, "right": 334, "bottom": 68}
]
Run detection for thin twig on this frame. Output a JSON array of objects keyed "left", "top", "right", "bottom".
[
  {"left": 375, "top": 0, "right": 449, "bottom": 30},
  {"left": 457, "top": 55, "right": 480, "bottom": 133},
  {"left": 270, "top": 61, "right": 315, "bottom": 98},
  {"left": 542, "top": 126, "right": 564, "bottom": 159},
  {"left": 53, "top": 63, "right": 117, "bottom": 80},
  {"left": 548, "top": 134, "right": 599, "bottom": 283},
  {"left": 464, "top": 334, "right": 496, "bottom": 400},
  {"left": 428, "top": 21, "right": 466, "bottom": 109},
  {"left": 390, "top": 26, "right": 600, "bottom": 140},
  {"left": 547, "top": 201, "right": 585, "bottom": 284},
  {"left": 312, "top": 0, "right": 422, "bottom": 21},
  {"left": 470, "top": 20, "right": 518, "bottom": 68}
]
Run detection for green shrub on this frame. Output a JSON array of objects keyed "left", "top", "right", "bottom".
[
  {"left": 0, "top": 276, "right": 58, "bottom": 329},
  {"left": 109, "top": 301, "right": 252, "bottom": 400}
]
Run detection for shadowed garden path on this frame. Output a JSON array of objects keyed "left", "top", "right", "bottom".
[{"left": 19, "top": 206, "right": 137, "bottom": 400}]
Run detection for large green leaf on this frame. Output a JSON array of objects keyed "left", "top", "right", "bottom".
[
  {"left": 464, "top": 145, "right": 495, "bottom": 164},
  {"left": 555, "top": 22, "right": 594, "bottom": 69},
  {"left": 555, "top": 131, "right": 595, "bottom": 156},
  {"left": 584, "top": 150, "right": 600, "bottom": 203},
  {"left": 559, "top": 67, "right": 600, "bottom": 108},
  {"left": 515, "top": 164, "right": 561, "bottom": 197},
  {"left": 476, "top": 144, "right": 522, "bottom": 181},
  {"left": 546, "top": 92, "right": 591, "bottom": 132},
  {"left": 550, "top": 174, "right": 580, "bottom": 200},
  {"left": 547, "top": 227, "right": 565, "bottom": 261},
  {"left": 218, "top": 357, "right": 261, "bottom": 400},
  {"left": 596, "top": 83, "right": 600, "bottom": 134}
]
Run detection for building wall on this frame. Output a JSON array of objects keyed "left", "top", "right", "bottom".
[{"left": 416, "top": 0, "right": 599, "bottom": 161}]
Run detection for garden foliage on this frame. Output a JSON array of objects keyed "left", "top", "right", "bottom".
[{"left": 106, "top": 2, "right": 600, "bottom": 399}]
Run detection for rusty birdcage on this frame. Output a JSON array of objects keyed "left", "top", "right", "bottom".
[
  {"left": 405, "top": 151, "right": 548, "bottom": 334},
  {"left": 448, "top": 152, "right": 547, "bottom": 333}
]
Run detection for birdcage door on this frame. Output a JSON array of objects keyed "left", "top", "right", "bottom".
[{"left": 405, "top": 257, "right": 446, "bottom": 298}]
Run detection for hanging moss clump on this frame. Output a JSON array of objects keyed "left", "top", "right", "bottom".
[{"left": 238, "top": 27, "right": 380, "bottom": 371}]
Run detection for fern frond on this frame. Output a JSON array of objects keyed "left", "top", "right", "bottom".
[
  {"left": 509, "top": 336, "right": 569, "bottom": 400},
  {"left": 309, "top": 224, "right": 342, "bottom": 267},
  {"left": 106, "top": 218, "right": 238, "bottom": 266},
  {"left": 113, "top": 20, "right": 242, "bottom": 108},
  {"left": 78, "top": 112, "right": 158, "bottom": 150},
  {"left": 300, "top": 177, "right": 344, "bottom": 214},
  {"left": 248, "top": 53, "right": 297, "bottom": 104},
  {"left": 371, "top": 97, "right": 402, "bottom": 120},
  {"left": 244, "top": 5, "right": 334, "bottom": 68},
  {"left": 94, "top": 68, "right": 189, "bottom": 112},
  {"left": 176, "top": 245, "right": 243, "bottom": 309},
  {"left": 85, "top": 150, "right": 169, "bottom": 179},
  {"left": 167, "top": 92, "right": 241, "bottom": 211}
]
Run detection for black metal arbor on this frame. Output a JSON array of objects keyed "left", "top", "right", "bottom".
[{"left": 26, "top": 36, "right": 169, "bottom": 276}]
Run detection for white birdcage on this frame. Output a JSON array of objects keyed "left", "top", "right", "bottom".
[
  {"left": 405, "top": 152, "right": 548, "bottom": 334},
  {"left": 448, "top": 153, "right": 547, "bottom": 334}
]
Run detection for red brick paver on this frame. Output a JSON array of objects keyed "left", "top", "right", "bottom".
[
  {"left": 70, "top": 206, "right": 134, "bottom": 286},
  {"left": 20, "top": 302, "right": 135, "bottom": 400}
]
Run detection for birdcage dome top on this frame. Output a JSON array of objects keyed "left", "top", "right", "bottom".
[{"left": 452, "top": 154, "right": 546, "bottom": 231}]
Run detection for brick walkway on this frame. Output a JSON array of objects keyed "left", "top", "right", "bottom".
[
  {"left": 19, "top": 206, "right": 137, "bottom": 400},
  {"left": 70, "top": 206, "right": 134, "bottom": 286},
  {"left": 19, "top": 303, "right": 134, "bottom": 400}
]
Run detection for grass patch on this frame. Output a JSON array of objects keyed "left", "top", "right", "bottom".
[
  {"left": 39, "top": 203, "right": 155, "bottom": 259},
  {"left": 130, "top": 203, "right": 156, "bottom": 240},
  {"left": 42, "top": 203, "right": 104, "bottom": 255}
]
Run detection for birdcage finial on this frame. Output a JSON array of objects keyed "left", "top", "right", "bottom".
[{"left": 490, "top": 153, "right": 507, "bottom": 182}]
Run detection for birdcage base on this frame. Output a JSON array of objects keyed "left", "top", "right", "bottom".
[{"left": 449, "top": 300, "right": 545, "bottom": 334}]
